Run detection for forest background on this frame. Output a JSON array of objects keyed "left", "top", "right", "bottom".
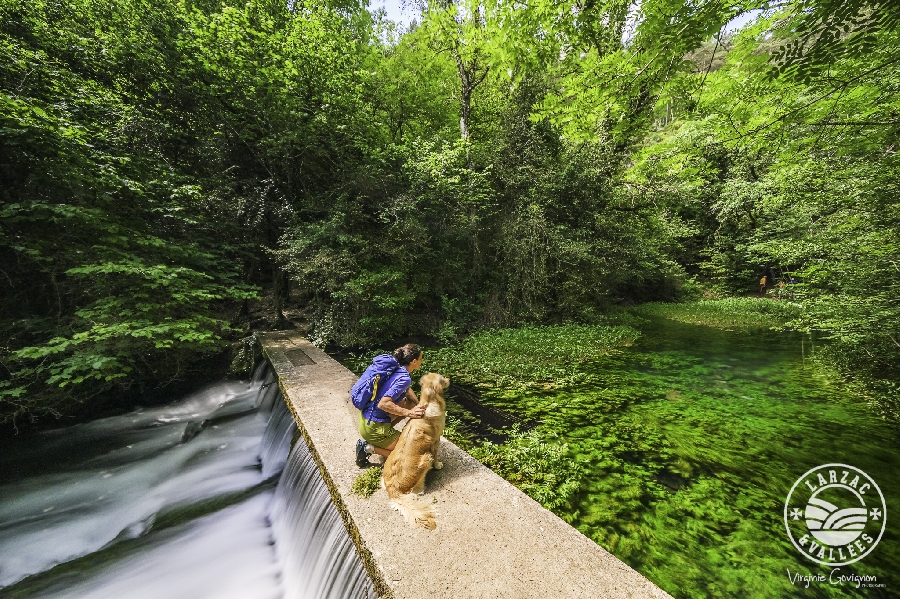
[{"left": 1, "top": 0, "right": 898, "bottom": 427}]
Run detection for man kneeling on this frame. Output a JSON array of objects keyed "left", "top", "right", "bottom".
[{"left": 353, "top": 344, "right": 426, "bottom": 467}]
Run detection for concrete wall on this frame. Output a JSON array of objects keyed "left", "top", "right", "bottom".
[{"left": 260, "top": 332, "right": 672, "bottom": 599}]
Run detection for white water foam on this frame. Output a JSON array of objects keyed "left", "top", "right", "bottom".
[
  {"left": 270, "top": 435, "right": 375, "bottom": 599},
  {"left": 24, "top": 493, "right": 284, "bottom": 599},
  {"left": 0, "top": 363, "right": 372, "bottom": 599}
]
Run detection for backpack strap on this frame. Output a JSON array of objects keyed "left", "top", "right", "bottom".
[
  {"left": 363, "top": 366, "right": 399, "bottom": 425},
  {"left": 364, "top": 374, "right": 381, "bottom": 425}
]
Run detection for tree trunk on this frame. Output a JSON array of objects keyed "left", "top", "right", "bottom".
[
  {"left": 273, "top": 267, "right": 288, "bottom": 323},
  {"left": 455, "top": 48, "right": 473, "bottom": 141}
]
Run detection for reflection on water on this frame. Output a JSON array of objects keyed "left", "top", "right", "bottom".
[{"left": 0, "top": 364, "right": 373, "bottom": 599}]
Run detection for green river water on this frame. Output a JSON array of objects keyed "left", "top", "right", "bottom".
[{"left": 455, "top": 317, "right": 899, "bottom": 598}]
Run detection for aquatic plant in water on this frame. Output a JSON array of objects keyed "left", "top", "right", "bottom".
[
  {"left": 428, "top": 318, "right": 899, "bottom": 598},
  {"left": 424, "top": 323, "right": 641, "bottom": 390},
  {"left": 471, "top": 426, "right": 584, "bottom": 511}
]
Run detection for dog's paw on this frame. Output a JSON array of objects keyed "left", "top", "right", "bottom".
[{"left": 433, "top": 461, "right": 443, "bottom": 470}]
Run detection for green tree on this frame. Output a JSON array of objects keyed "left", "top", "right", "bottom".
[
  {"left": 627, "top": 11, "right": 900, "bottom": 419},
  {"left": 0, "top": 0, "right": 373, "bottom": 423}
]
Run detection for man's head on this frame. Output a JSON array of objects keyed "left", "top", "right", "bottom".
[{"left": 393, "top": 343, "right": 423, "bottom": 370}]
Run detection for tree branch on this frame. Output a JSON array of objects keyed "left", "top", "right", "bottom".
[{"left": 720, "top": 54, "right": 900, "bottom": 144}]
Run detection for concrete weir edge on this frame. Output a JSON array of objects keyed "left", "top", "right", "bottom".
[
  {"left": 259, "top": 331, "right": 672, "bottom": 599},
  {"left": 259, "top": 336, "right": 394, "bottom": 599}
]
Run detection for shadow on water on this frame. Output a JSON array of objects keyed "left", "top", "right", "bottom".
[{"left": 445, "top": 383, "right": 533, "bottom": 444}]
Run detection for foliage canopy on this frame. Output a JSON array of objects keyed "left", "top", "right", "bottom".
[{"left": 2, "top": 0, "right": 897, "bottom": 424}]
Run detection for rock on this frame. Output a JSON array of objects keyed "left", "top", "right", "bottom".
[{"left": 181, "top": 419, "right": 209, "bottom": 443}]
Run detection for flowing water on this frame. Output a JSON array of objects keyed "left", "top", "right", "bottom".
[
  {"left": 3, "top": 322, "right": 897, "bottom": 599},
  {"left": 0, "top": 364, "right": 373, "bottom": 599},
  {"left": 468, "top": 317, "right": 900, "bottom": 598}
]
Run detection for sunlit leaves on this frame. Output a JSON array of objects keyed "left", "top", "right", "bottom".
[
  {"left": 626, "top": 17, "right": 900, "bottom": 421},
  {"left": 426, "top": 323, "right": 641, "bottom": 390}
]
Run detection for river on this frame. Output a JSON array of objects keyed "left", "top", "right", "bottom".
[
  {"left": 2, "top": 321, "right": 897, "bottom": 598},
  {"left": 0, "top": 364, "right": 372, "bottom": 599},
  {"left": 460, "top": 317, "right": 899, "bottom": 598}
]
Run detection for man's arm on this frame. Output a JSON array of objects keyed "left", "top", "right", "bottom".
[{"left": 377, "top": 395, "right": 425, "bottom": 419}]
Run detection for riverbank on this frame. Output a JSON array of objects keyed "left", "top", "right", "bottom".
[{"left": 631, "top": 298, "right": 802, "bottom": 330}]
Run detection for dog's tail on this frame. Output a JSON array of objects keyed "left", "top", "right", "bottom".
[{"left": 388, "top": 493, "right": 437, "bottom": 530}]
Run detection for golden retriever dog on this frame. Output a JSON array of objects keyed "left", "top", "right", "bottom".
[{"left": 381, "top": 372, "right": 449, "bottom": 530}]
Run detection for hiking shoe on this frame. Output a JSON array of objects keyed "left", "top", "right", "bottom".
[{"left": 355, "top": 438, "right": 370, "bottom": 468}]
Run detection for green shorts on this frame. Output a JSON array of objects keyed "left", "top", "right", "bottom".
[{"left": 357, "top": 411, "right": 400, "bottom": 449}]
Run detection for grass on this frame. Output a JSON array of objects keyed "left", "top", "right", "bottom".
[
  {"left": 351, "top": 465, "right": 382, "bottom": 498},
  {"left": 631, "top": 297, "right": 801, "bottom": 329}
]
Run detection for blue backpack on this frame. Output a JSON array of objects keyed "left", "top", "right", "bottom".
[{"left": 350, "top": 354, "right": 400, "bottom": 416}]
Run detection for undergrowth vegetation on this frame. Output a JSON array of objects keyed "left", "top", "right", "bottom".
[
  {"left": 351, "top": 466, "right": 382, "bottom": 498},
  {"left": 632, "top": 298, "right": 801, "bottom": 329},
  {"left": 424, "top": 322, "right": 641, "bottom": 390}
]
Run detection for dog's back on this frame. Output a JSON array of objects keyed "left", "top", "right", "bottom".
[{"left": 382, "top": 372, "right": 449, "bottom": 529}]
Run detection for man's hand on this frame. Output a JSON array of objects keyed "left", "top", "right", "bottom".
[{"left": 408, "top": 405, "right": 426, "bottom": 419}]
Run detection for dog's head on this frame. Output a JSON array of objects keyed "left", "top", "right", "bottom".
[{"left": 420, "top": 372, "right": 450, "bottom": 394}]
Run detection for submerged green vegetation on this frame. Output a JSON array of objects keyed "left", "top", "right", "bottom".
[
  {"left": 470, "top": 427, "right": 584, "bottom": 511},
  {"left": 425, "top": 322, "right": 641, "bottom": 390},
  {"left": 3, "top": 0, "right": 900, "bottom": 595},
  {"left": 431, "top": 320, "right": 900, "bottom": 598}
]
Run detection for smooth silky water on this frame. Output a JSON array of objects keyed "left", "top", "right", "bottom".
[
  {"left": 0, "top": 364, "right": 373, "bottom": 599},
  {"left": 469, "top": 317, "right": 899, "bottom": 598}
]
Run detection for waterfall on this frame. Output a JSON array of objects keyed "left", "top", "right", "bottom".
[
  {"left": 259, "top": 397, "right": 296, "bottom": 479},
  {"left": 270, "top": 433, "right": 375, "bottom": 599},
  {"left": 0, "top": 363, "right": 373, "bottom": 599},
  {"left": 262, "top": 379, "right": 373, "bottom": 599},
  {"left": 255, "top": 362, "right": 282, "bottom": 415}
]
